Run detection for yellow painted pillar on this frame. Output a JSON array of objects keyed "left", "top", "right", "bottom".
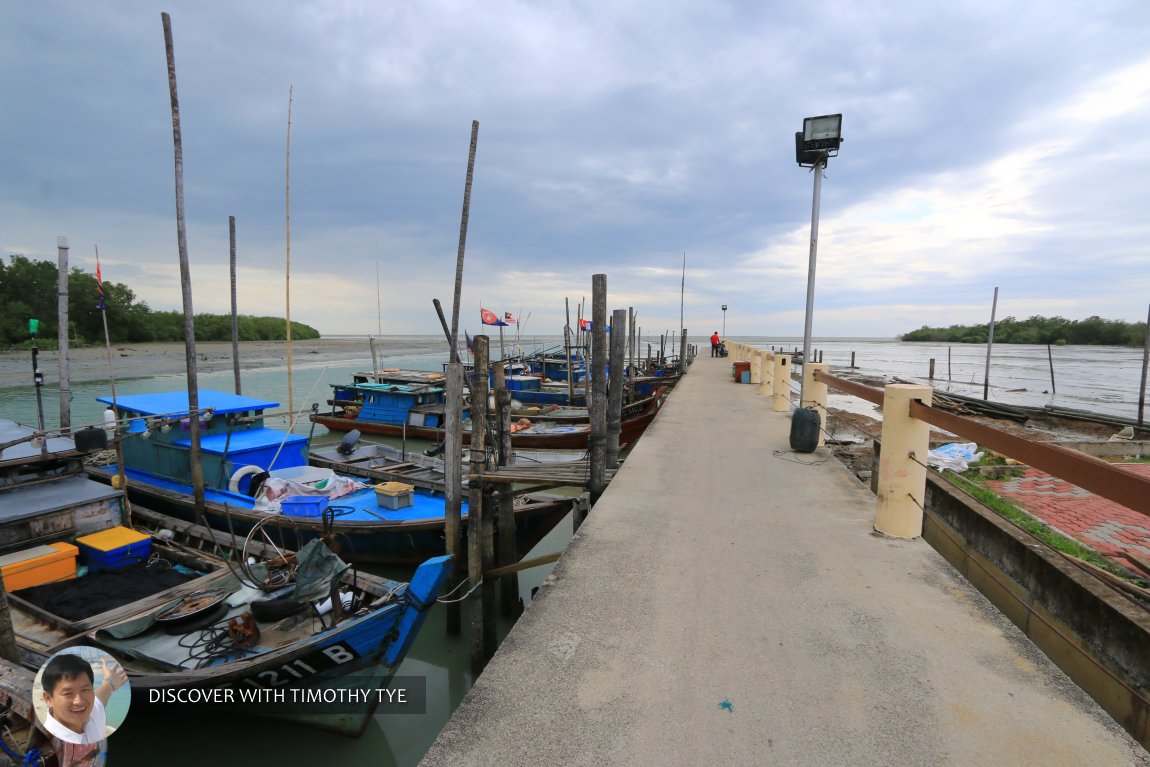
[
  {"left": 874, "top": 384, "right": 933, "bottom": 538},
  {"left": 801, "top": 362, "right": 828, "bottom": 447},
  {"left": 758, "top": 351, "right": 774, "bottom": 397},
  {"left": 772, "top": 354, "right": 791, "bottom": 412},
  {"left": 750, "top": 350, "right": 762, "bottom": 384}
]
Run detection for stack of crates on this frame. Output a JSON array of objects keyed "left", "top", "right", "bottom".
[{"left": 75, "top": 526, "right": 152, "bottom": 572}]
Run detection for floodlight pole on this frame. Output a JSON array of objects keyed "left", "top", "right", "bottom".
[
  {"left": 722, "top": 305, "right": 727, "bottom": 337},
  {"left": 799, "top": 153, "right": 826, "bottom": 406}
]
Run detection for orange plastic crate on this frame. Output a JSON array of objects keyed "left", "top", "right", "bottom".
[{"left": 0, "top": 542, "right": 78, "bottom": 590}]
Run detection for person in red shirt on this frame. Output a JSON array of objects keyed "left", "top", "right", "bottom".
[{"left": 710, "top": 332, "right": 721, "bottom": 357}]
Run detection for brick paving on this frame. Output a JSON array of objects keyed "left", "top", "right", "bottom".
[{"left": 985, "top": 464, "right": 1150, "bottom": 562}]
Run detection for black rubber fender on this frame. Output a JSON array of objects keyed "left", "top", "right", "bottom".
[{"left": 249, "top": 586, "right": 309, "bottom": 622}]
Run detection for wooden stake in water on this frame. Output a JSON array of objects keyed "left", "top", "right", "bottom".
[
  {"left": 607, "top": 308, "right": 626, "bottom": 468},
  {"left": 57, "top": 236, "right": 70, "bottom": 430},
  {"left": 95, "top": 245, "right": 132, "bottom": 527},
  {"left": 1047, "top": 344, "right": 1057, "bottom": 395},
  {"left": 983, "top": 286, "right": 999, "bottom": 400},
  {"left": 229, "top": 216, "right": 241, "bottom": 395},
  {"left": 468, "top": 335, "right": 496, "bottom": 671},
  {"left": 1139, "top": 303, "right": 1149, "bottom": 426},
  {"left": 162, "top": 12, "right": 206, "bottom": 525}
]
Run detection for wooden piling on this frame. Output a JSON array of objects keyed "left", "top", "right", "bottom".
[
  {"left": 57, "top": 237, "right": 70, "bottom": 430},
  {"left": 162, "top": 12, "right": 206, "bottom": 526},
  {"left": 444, "top": 361, "right": 464, "bottom": 635},
  {"left": 493, "top": 363, "right": 519, "bottom": 617},
  {"left": 229, "top": 216, "right": 241, "bottom": 395},
  {"left": 678, "top": 329, "right": 688, "bottom": 375},
  {"left": 0, "top": 574, "right": 18, "bottom": 663},
  {"left": 607, "top": 308, "right": 626, "bottom": 469},
  {"left": 850, "top": 351, "right": 856, "bottom": 368},
  {"left": 1047, "top": 344, "right": 1057, "bottom": 395},
  {"left": 929, "top": 358, "right": 935, "bottom": 380},
  {"left": 983, "top": 286, "right": 999, "bottom": 400},
  {"left": 587, "top": 275, "right": 608, "bottom": 512},
  {"left": 468, "top": 335, "right": 496, "bottom": 671},
  {"left": 1140, "top": 304, "right": 1149, "bottom": 426}
]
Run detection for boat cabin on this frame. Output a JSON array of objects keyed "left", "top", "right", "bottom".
[{"left": 97, "top": 390, "right": 308, "bottom": 491}]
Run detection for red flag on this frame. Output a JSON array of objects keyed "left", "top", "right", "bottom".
[
  {"left": 579, "top": 318, "right": 592, "bottom": 331},
  {"left": 95, "top": 258, "right": 105, "bottom": 310},
  {"left": 481, "top": 308, "right": 508, "bottom": 326}
]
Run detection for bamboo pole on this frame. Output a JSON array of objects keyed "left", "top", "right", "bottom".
[
  {"left": 95, "top": 245, "right": 131, "bottom": 528},
  {"left": 493, "top": 363, "right": 519, "bottom": 618},
  {"left": 229, "top": 216, "right": 241, "bottom": 395},
  {"left": 57, "top": 236, "right": 70, "bottom": 430},
  {"left": 284, "top": 86, "right": 295, "bottom": 427},
  {"left": 565, "top": 297, "right": 575, "bottom": 406},
  {"left": 1047, "top": 344, "right": 1057, "bottom": 395},
  {"left": 449, "top": 120, "right": 479, "bottom": 356},
  {"left": 161, "top": 12, "right": 206, "bottom": 525}
]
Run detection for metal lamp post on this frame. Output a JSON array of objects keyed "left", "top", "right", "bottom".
[
  {"left": 795, "top": 114, "right": 843, "bottom": 406},
  {"left": 721, "top": 305, "right": 727, "bottom": 338}
]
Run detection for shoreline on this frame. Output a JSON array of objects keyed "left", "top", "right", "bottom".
[{"left": 0, "top": 337, "right": 449, "bottom": 389}]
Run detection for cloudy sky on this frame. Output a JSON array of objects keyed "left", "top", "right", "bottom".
[{"left": 3, "top": 1, "right": 1149, "bottom": 339}]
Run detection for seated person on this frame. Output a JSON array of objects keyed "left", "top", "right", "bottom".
[{"left": 40, "top": 654, "right": 126, "bottom": 745}]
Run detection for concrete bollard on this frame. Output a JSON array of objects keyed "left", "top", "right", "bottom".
[
  {"left": 750, "top": 350, "right": 762, "bottom": 384},
  {"left": 801, "top": 362, "right": 828, "bottom": 447},
  {"left": 758, "top": 351, "right": 774, "bottom": 397},
  {"left": 772, "top": 354, "right": 791, "bottom": 412},
  {"left": 874, "top": 384, "right": 933, "bottom": 538}
]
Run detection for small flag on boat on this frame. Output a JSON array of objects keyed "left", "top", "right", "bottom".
[
  {"left": 481, "top": 308, "right": 508, "bottom": 326},
  {"left": 579, "top": 318, "right": 592, "bottom": 331},
  {"left": 95, "top": 257, "right": 105, "bottom": 311},
  {"left": 504, "top": 312, "right": 518, "bottom": 325}
]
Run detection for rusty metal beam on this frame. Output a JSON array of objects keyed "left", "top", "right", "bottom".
[
  {"left": 813, "top": 369, "right": 883, "bottom": 406},
  {"left": 909, "top": 400, "right": 1150, "bottom": 519}
]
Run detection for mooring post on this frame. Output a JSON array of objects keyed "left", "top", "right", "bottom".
[
  {"left": 678, "top": 329, "right": 688, "bottom": 375},
  {"left": 444, "top": 360, "right": 464, "bottom": 635},
  {"left": 772, "top": 354, "right": 792, "bottom": 412},
  {"left": 750, "top": 350, "right": 762, "bottom": 385},
  {"left": 493, "top": 362, "right": 519, "bottom": 617},
  {"left": 758, "top": 351, "right": 774, "bottom": 397},
  {"left": 586, "top": 275, "right": 608, "bottom": 513},
  {"left": 850, "top": 350, "right": 856, "bottom": 368},
  {"left": 229, "top": 216, "right": 242, "bottom": 395},
  {"left": 874, "top": 383, "right": 933, "bottom": 538},
  {"left": 801, "top": 362, "right": 829, "bottom": 447},
  {"left": 607, "top": 308, "right": 626, "bottom": 469},
  {"left": 468, "top": 335, "right": 496, "bottom": 669},
  {"left": 0, "top": 574, "right": 18, "bottom": 663},
  {"left": 929, "top": 358, "right": 936, "bottom": 380}
]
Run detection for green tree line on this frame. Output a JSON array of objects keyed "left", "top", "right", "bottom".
[
  {"left": 0, "top": 254, "right": 320, "bottom": 348},
  {"left": 900, "top": 315, "right": 1147, "bottom": 346}
]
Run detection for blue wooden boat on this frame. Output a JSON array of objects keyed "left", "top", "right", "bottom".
[
  {"left": 7, "top": 505, "right": 453, "bottom": 737},
  {"left": 90, "top": 390, "right": 572, "bottom": 564},
  {"left": 315, "top": 377, "right": 593, "bottom": 448}
]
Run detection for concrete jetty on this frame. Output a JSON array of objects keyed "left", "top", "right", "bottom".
[{"left": 421, "top": 355, "right": 1149, "bottom": 766}]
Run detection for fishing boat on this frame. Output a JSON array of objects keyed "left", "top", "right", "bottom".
[
  {"left": 0, "top": 419, "right": 123, "bottom": 553},
  {"left": 5, "top": 505, "right": 452, "bottom": 738},
  {"left": 313, "top": 378, "right": 594, "bottom": 448},
  {"left": 0, "top": 661, "right": 81, "bottom": 767},
  {"left": 87, "top": 390, "right": 573, "bottom": 563}
]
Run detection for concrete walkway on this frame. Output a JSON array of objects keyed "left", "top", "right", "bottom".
[{"left": 421, "top": 355, "right": 1149, "bottom": 766}]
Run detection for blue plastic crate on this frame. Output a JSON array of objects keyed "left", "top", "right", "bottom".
[
  {"left": 281, "top": 495, "right": 329, "bottom": 518},
  {"left": 76, "top": 538, "right": 152, "bottom": 573}
]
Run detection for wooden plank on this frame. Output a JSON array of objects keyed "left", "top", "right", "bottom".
[{"left": 484, "top": 551, "right": 561, "bottom": 580}]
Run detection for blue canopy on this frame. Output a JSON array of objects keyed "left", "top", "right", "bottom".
[{"left": 96, "top": 390, "right": 280, "bottom": 417}]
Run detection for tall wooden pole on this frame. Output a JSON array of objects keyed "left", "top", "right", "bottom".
[
  {"left": 229, "top": 216, "right": 241, "bottom": 395},
  {"left": 469, "top": 336, "right": 495, "bottom": 671},
  {"left": 284, "top": 86, "right": 295, "bottom": 425},
  {"left": 493, "top": 363, "right": 518, "bottom": 617},
  {"left": 587, "top": 275, "right": 608, "bottom": 510},
  {"left": 449, "top": 120, "right": 479, "bottom": 357},
  {"left": 565, "top": 297, "right": 575, "bottom": 406},
  {"left": 57, "top": 236, "right": 70, "bottom": 430},
  {"left": 445, "top": 121, "right": 478, "bottom": 636},
  {"left": 607, "top": 308, "right": 626, "bottom": 468},
  {"left": 162, "top": 12, "right": 206, "bottom": 524},
  {"left": 679, "top": 328, "right": 688, "bottom": 375}
]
